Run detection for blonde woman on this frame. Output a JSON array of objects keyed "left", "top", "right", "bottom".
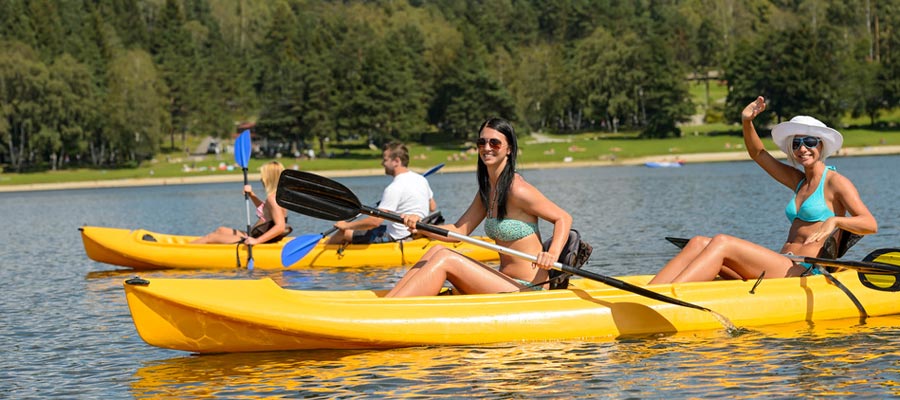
[
  {"left": 192, "top": 161, "right": 290, "bottom": 245},
  {"left": 650, "top": 97, "right": 876, "bottom": 284}
]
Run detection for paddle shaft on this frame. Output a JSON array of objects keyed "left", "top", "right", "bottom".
[
  {"left": 235, "top": 129, "right": 254, "bottom": 269},
  {"left": 359, "top": 206, "right": 715, "bottom": 313},
  {"left": 785, "top": 254, "right": 900, "bottom": 274}
]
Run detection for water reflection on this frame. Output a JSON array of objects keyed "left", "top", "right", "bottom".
[{"left": 130, "top": 316, "right": 900, "bottom": 398}]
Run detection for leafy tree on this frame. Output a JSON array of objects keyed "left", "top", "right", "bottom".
[
  {"left": 694, "top": 18, "right": 724, "bottom": 110},
  {"left": 428, "top": 28, "right": 516, "bottom": 139},
  {"left": 151, "top": 0, "right": 187, "bottom": 145},
  {"left": 728, "top": 23, "right": 844, "bottom": 125},
  {"left": 638, "top": 34, "right": 694, "bottom": 138},
  {"left": 846, "top": 60, "right": 883, "bottom": 125},
  {"left": 508, "top": 43, "right": 567, "bottom": 132},
  {"left": 0, "top": 0, "right": 37, "bottom": 49},
  {"left": 44, "top": 54, "right": 100, "bottom": 170},
  {"left": 571, "top": 27, "right": 643, "bottom": 133},
  {"left": 878, "top": 0, "right": 900, "bottom": 109},
  {"left": 255, "top": 0, "right": 305, "bottom": 150},
  {"left": 0, "top": 41, "right": 48, "bottom": 171},
  {"left": 104, "top": 49, "right": 169, "bottom": 165}
]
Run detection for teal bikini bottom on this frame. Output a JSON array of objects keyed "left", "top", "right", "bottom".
[
  {"left": 798, "top": 262, "right": 824, "bottom": 276},
  {"left": 513, "top": 278, "right": 545, "bottom": 291}
]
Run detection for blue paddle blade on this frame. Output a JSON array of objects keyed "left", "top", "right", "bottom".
[
  {"left": 235, "top": 129, "right": 251, "bottom": 168},
  {"left": 423, "top": 163, "right": 445, "bottom": 177},
  {"left": 281, "top": 234, "right": 324, "bottom": 267}
]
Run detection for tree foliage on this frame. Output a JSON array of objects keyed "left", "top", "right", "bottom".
[{"left": 2, "top": 0, "right": 900, "bottom": 171}]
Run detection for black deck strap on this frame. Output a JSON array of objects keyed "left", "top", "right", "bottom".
[
  {"left": 749, "top": 271, "right": 765, "bottom": 294},
  {"left": 235, "top": 242, "right": 242, "bottom": 268},
  {"left": 818, "top": 266, "right": 868, "bottom": 323}
]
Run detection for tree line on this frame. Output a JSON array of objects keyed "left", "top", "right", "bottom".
[{"left": 2, "top": 0, "right": 899, "bottom": 172}]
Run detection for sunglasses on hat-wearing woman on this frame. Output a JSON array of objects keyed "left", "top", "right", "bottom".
[
  {"left": 476, "top": 138, "right": 503, "bottom": 150},
  {"left": 792, "top": 136, "right": 821, "bottom": 150}
]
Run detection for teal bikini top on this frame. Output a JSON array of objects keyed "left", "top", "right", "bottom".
[
  {"left": 785, "top": 166, "right": 836, "bottom": 223},
  {"left": 484, "top": 217, "right": 538, "bottom": 242}
]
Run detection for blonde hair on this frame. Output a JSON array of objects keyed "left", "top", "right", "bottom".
[{"left": 259, "top": 161, "right": 285, "bottom": 194}]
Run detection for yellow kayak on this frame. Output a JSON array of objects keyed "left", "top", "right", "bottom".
[
  {"left": 81, "top": 225, "right": 498, "bottom": 270},
  {"left": 123, "top": 270, "right": 900, "bottom": 353}
]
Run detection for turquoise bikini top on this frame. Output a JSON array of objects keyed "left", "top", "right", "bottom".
[
  {"left": 785, "top": 166, "right": 836, "bottom": 223},
  {"left": 484, "top": 217, "right": 538, "bottom": 242}
]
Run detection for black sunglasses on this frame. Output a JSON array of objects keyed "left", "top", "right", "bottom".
[
  {"left": 476, "top": 138, "right": 503, "bottom": 150},
  {"left": 792, "top": 136, "right": 821, "bottom": 150}
]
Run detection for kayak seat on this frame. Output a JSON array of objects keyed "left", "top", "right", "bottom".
[
  {"left": 422, "top": 211, "right": 445, "bottom": 225},
  {"left": 541, "top": 229, "right": 593, "bottom": 290},
  {"left": 818, "top": 228, "right": 864, "bottom": 271},
  {"left": 250, "top": 221, "right": 293, "bottom": 243}
]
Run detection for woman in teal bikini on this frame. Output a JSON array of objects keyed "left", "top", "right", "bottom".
[
  {"left": 385, "top": 117, "right": 572, "bottom": 297},
  {"left": 649, "top": 96, "right": 877, "bottom": 284}
]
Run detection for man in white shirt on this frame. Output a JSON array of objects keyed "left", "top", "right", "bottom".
[{"left": 327, "top": 142, "right": 437, "bottom": 244}]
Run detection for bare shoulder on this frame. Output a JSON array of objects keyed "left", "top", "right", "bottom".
[
  {"left": 826, "top": 169, "right": 859, "bottom": 192},
  {"left": 510, "top": 173, "right": 539, "bottom": 196}
]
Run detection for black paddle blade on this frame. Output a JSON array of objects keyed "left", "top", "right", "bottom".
[
  {"left": 276, "top": 170, "right": 362, "bottom": 221},
  {"left": 665, "top": 237, "right": 689, "bottom": 249},
  {"left": 858, "top": 248, "right": 900, "bottom": 292}
]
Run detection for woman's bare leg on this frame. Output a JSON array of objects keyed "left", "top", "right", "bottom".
[
  {"left": 191, "top": 227, "right": 244, "bottom": 244},
  {"left": 385, "top": 245, "right": 445, "bottom": 296},
  {"left": 649, "top": 236, "right": 711, "bottom": 284},
  {"left": 670, "top": 234, "right": 797, "bottom": 283},
  {"left": 386, "top": 247, "right": 519, "bottom": 297}
]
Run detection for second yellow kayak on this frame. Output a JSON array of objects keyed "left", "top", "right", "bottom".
[{"left": 80, "top": 225, "right": 499, "bottom": 270}]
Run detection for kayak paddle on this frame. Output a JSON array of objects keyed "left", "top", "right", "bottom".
[
  {"left": 280, "top": 163, "right": 445, "bottom": 267},
  {"left": 276, "top": 170, "right": 739, "bottom": 331},
  {"left": 234, "top": 129, "right": 254, "bottom": 270}
]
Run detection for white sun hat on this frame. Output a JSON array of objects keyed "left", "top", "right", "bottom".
[{"left": 771, "top": 115, "right": 843, "bottom": 159}]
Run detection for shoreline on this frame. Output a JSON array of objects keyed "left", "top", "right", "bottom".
[{"left": 3, "top": 145, "right": 900, "bottom": 193}]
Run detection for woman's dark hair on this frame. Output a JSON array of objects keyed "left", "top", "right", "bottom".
[{"left": 477, "top": 117, "right": 518, "bottom": 220}]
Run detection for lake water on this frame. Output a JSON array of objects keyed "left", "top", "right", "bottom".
[{"left": 2, "top": 156, "right": 899, "bottom": 398}]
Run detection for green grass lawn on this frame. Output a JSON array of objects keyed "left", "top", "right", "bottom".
[{"left": 3, "top": 125, "right": 898, "bottom": 187}]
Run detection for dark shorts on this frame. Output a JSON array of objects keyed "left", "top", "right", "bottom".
[{"left": 351, "top": 225, "right": 401, "bottom": 244}]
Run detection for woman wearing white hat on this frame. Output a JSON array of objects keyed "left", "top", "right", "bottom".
[{"left": 650, "top": 96, "right": 877, "bottom": 284}]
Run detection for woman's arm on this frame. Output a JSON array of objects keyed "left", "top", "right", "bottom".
[
  {"left": 511, "top": 176, "right": 572, "bottom": 268},
  {"left": 245, "top": 184, "right": 264, "bottom": 207},
  {"left": 805, "top": 173, "right": 877, "bottom": 244},
  {"left": 741, "top": 96, "right": 802, "bottom": 189},
  {"left": 245, "top": 192, "right": 287, "bottom": 245}
]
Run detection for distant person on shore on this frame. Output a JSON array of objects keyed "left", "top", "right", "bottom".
[
  {"left": 192, "top": 161, "right": 291, "bottom": 245},
  {"left": 385, "top": 117, "right": 573, "bottom": 297},
  {"left": 649, "top": 96, "right": 877, "bottom": 284},
  {"left": 326, "top": 142, "right": 436, "bottom": 244}
]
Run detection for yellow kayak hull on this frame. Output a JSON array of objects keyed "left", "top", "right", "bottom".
[
  {"left": 81, "top": 226, "right": 498, "bottom": 270},
  {"left": 123, "top": 271, "right": 900, "bottom": 353}
]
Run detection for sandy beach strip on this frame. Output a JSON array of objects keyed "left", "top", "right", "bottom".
[{"left": 3, "top": 145, "right": 899, "bottom": 193}]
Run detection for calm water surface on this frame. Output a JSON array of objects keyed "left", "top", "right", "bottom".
[{"left": 2, "top": 156, "right": 900, "bottom": 398}]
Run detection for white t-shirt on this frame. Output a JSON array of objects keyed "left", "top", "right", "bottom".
[{"left": 379, "top": 171, "right": 433, "bottom": 239}]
